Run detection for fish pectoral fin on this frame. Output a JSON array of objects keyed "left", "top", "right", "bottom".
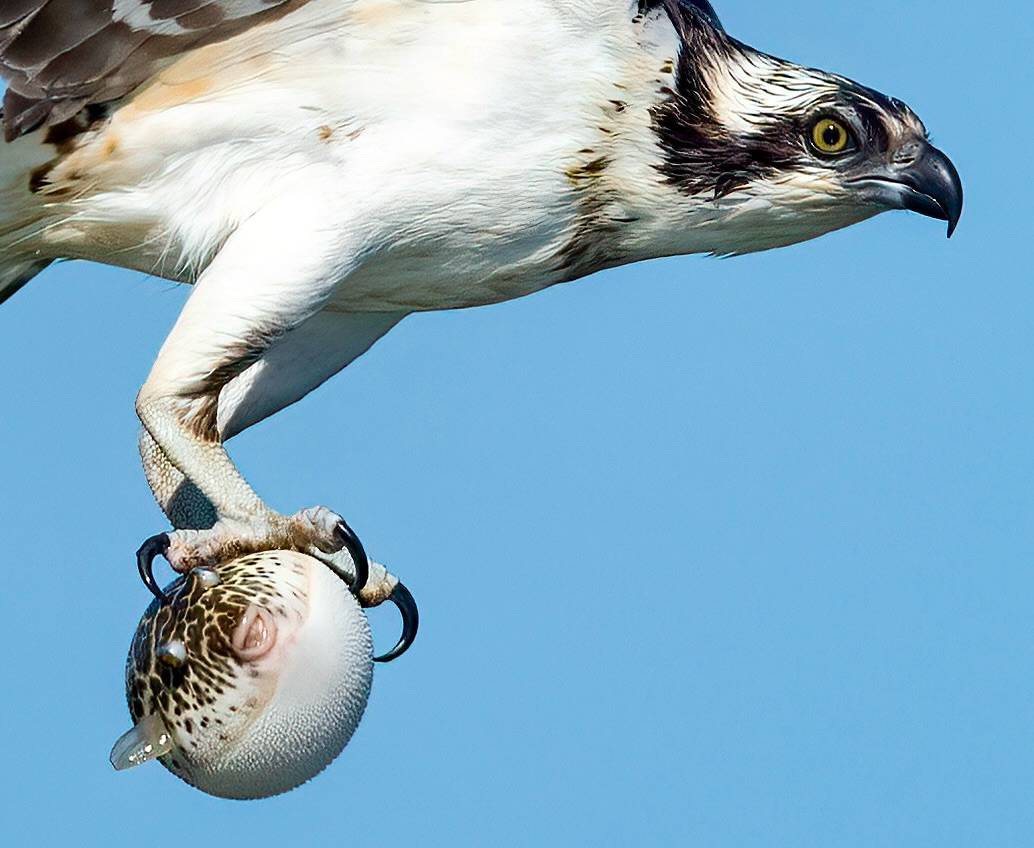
[{"left": 109, "top": 713, "right": 174, "bottom": 770}]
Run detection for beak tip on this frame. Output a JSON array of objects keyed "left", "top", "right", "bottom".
[
  {"left": 930, "top": 144, "right": 963, "bottom": 240},
  {"left": 945, "top": 197, "right": 962, "bottom": 238}
]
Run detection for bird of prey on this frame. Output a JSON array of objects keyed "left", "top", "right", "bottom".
[{"left": 0, "top": 1, "right": 961, "bottom": 615}]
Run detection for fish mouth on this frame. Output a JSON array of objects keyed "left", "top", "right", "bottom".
[{"left": 232, "top": 605, "right": 278, "bottom": 661}]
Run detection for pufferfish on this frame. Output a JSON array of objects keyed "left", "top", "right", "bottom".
[{"left": 110, "top": 550, "right": 417, "bottom": 799}]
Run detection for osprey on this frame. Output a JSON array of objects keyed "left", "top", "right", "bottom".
[{"left": 0, "top": 1, "right": 961, "bottom": 634}]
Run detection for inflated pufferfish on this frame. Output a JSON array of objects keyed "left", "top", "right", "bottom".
[{"left": 110, "top": 549, "right": 416, "bottom": 800}]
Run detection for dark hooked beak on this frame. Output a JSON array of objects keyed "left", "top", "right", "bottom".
[{"left": 850, "top": 142, "right": 963, "bottom": 237}]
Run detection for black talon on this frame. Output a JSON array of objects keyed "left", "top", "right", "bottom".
[
  {"left": 374, "top": 581, "right": 419, "bottom": 663},
  {"left": 136, "top": 533, "right": 171, "bottom": 603},
  {"left": 332, "top": 520, "right": 369, "bottom": 595}
]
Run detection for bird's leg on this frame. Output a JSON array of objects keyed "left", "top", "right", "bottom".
[
  {"left": 139, "top": 428, "right": 217, "bottom": 530},
  {"left": 140, "top": 429, "right": 400, "bottom": 606},
  {"left": 134, "top": 192, "right": 371, "bottom": 582},
  {"left": 137, "top": 391, "right": 358, "bottom": 567},
  {"left": 139, "top": 431, "right": 416, "bottom": 661}
]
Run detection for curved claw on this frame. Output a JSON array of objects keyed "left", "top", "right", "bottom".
[
  {"left": 332, "top": 520, "right": 369, "bottom": 595},
  {"left": 136, "top": 533, "right": 170, "bottom": 603},
  {"left": 374, "top": 581, "right": 419, "bottom": 663}
]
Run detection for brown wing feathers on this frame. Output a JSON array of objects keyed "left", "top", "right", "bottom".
[{"left": 0, "top": 1, "right": 299, "bottom": 140}]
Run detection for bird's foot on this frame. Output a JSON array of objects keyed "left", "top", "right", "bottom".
[
  {"left": 138, "top": 506, "right": 370, "bottom": 596},
  {"left": 322, "top": 549, "right": 419, "bottom": 662},
  {"left": 136, "top": 517, "right": 418, "bottom": 662}
]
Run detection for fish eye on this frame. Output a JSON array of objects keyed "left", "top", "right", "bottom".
[
  {"left": 156, "top": 640, "right": 187, "bottom": 668},
  {"left": 809, "top": 117, "right": 853, "bottom": 155}
]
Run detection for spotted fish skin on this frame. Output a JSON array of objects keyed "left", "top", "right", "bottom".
[
  {"left": 120, "top": 550, "right": 374, "bottom": 799},
  {"left": 126, "top": 553, "right": 302, "bottom": 765}
]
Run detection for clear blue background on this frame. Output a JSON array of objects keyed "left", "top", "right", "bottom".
[{"left": 0, "top": 2, "right": 1029, "bottom": 845}]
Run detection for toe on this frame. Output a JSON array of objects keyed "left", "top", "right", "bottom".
[{"left": 293, "top": 506, "right": 347, "bottom": 553}]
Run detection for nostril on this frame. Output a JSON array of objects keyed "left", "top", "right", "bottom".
[
  {"left": 893, "top": 140, "right": 922, "bottom": 165},
  {"left": 232, "top": 605, "right": 277, "bottom": 660}
]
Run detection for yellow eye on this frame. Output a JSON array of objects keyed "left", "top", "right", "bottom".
[{"left": 811, "top": 118, "right": 852, "bottom": 154}]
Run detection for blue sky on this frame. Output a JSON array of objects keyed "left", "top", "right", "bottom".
[{"left": 0, "top": 2, "right": 1030, "bottom": 845}]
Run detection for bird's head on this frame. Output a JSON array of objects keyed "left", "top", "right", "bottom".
[{"left": 647, "top": 0, "right": 962, "bottom": 255}]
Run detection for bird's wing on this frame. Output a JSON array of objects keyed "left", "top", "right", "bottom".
[{"left": 0, "top": 0, "right": 309, "bottom": 140}]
